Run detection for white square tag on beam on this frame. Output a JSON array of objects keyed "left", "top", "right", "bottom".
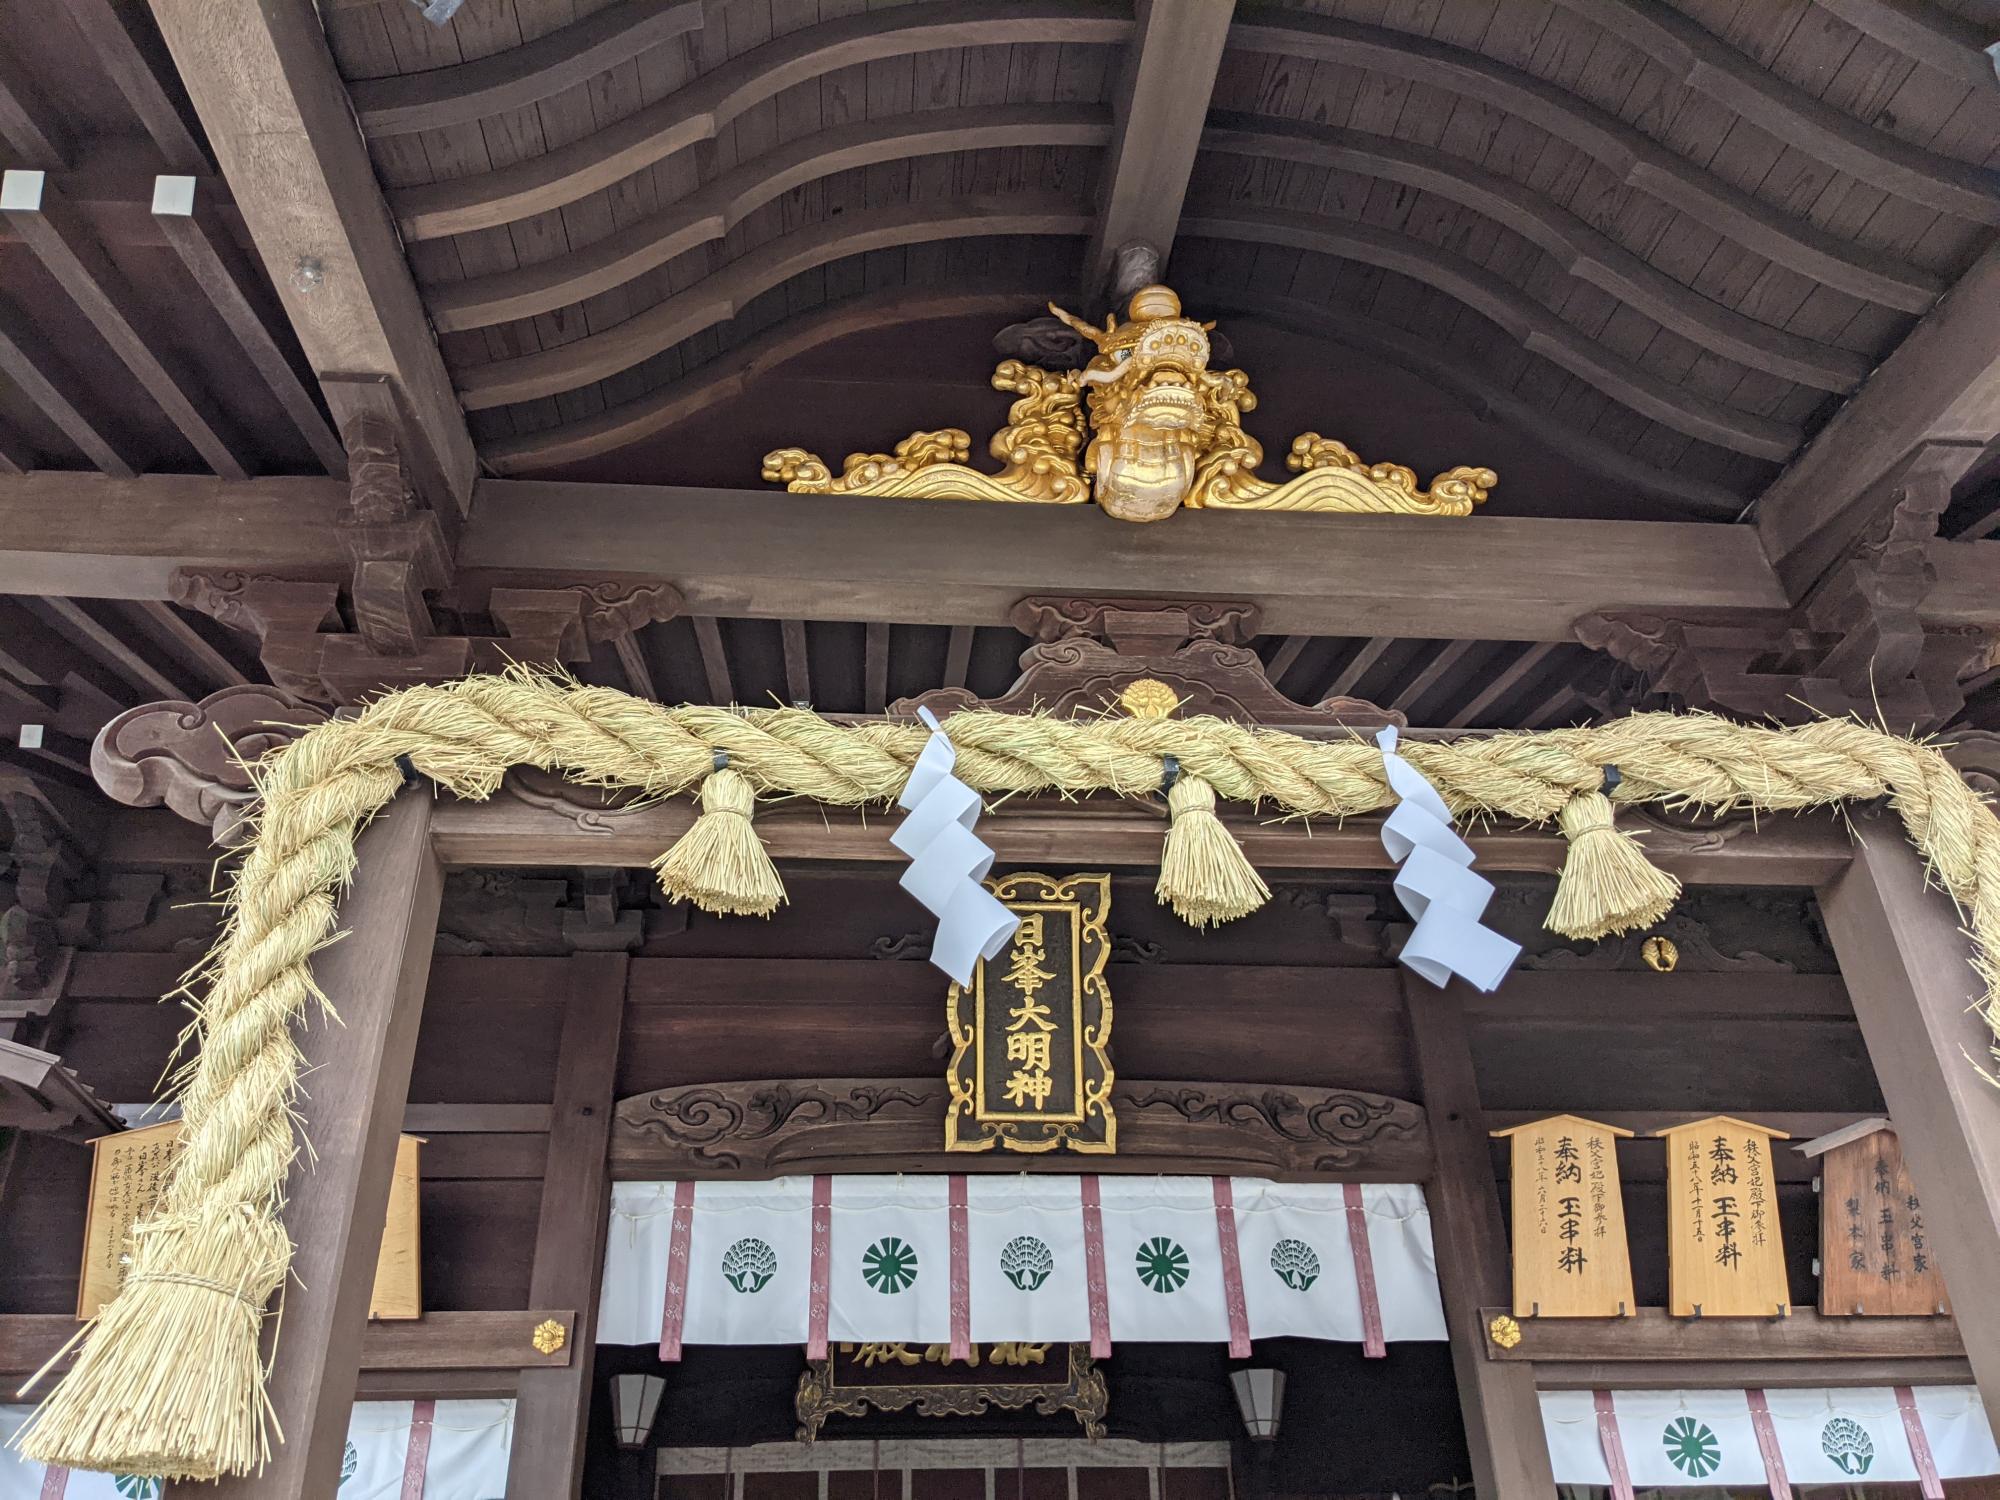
[
  {"left": 152, "top": 175, "right": 198, "bottom": 217},
  {"left": 0, "top": 169, "right": 46, "bottom": 212}
]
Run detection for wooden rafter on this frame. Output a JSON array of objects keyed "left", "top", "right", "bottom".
[
  {"left": 0, "top": 305, "right": 136, "bottom": 479},
  {"left": 1757, "top": 243, "right": 2000, "bottom": 600},
  {"left": 1226, "top": 12, "right": 1941, "bottom": 313},
  {"left": 1814, "top": 0, "right": 2000, "bottom": 92},
  {"left": 58, "top": 0, "right": 206, "bottom": 172},
  {"left": 384, "top": 1, "right": 1132, "bottom": 239},
  {"left": 1083, "top": 0, "right": 1236, "bottom": 297},
  {"left": 2, "top": 170, "right": 247, "bottom": 479},
  {"left": 153, "top": 176, "right": 345, "bottom": 475},
  {"left": 426, "top": 106, "right": 1111, "bottom": 331},
  {"left": 0, "top": 53, "right": 68, "bottom": 169},
  {"left": 145, "top": 0, "right": 477, "bottom": 514}
]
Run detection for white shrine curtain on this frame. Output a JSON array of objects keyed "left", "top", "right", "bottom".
[
  {"left": 0, "top": 1400, "right": 514, "bottom": 1499},
  {"left": 597, "top": 1175, "right": 1448, "bottom": 1347},
  {"left": 1540, "top": 1387, "right": 2000, "bottom": 1486}
]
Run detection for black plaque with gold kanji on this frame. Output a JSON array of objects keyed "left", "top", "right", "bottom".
[{"left": 945, "top": 872, "right": 1114, "bottom": 1153}]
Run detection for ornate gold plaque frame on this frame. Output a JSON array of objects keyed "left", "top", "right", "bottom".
[
  {"left": 945, "top": 872, "right": 1114, "bottom": 1154},
  {"left": 795, "top": 1343, "right": 1108, "bottom": 1441}
]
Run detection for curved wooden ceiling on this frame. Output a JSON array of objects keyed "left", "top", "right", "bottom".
[{"left": 323, "top": 0, "right": 2000, "bottom": 513}]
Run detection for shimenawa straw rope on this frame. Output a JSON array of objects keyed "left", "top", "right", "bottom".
[{"left": 16, "top": 669, "right": 1999, "bottom": 1478}]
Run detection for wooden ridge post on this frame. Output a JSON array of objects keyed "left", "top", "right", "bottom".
[
  {"left": 168, "top": 788, "right": 442, "bottom": 1498},
  {"left": 1403, "top": 975, "right": 1558, "bottom": 1499},
  {"left": 1818, "top": 812, "right": 2000, "bottom": 1434},
  {"left": 504, "top": 953, "right": 629, "bottom": 1499}
]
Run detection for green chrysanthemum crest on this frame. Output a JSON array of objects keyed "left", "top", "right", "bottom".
[
  {"left": 114, "top": 1479, "right": 161, "bottom": 1499},
  {"left": 341, "top": 1438, "right": 359, "bottom": 1484},
  {"left": 1663, "top": 1417, "right": 1721, "bottom": 1478},
  {"left": 1822, "top": 1416, "right": 1874, "bottom": 1475},
  {"left": 862, "top": 1236, "right": 919, "bottom": 1294},
  {"left": 1270, "top": 1237, "right": 1321, "bottom": 1290},
  {"left": 1135, "top": 1236, "right": 1190, "bottom": 1293},
  {"left": 1001, "top": 1235, "right": 1055, "bottom": 1291},
  {"left": 723, "top": 1236, "right": 778, "bottom": 1294}
]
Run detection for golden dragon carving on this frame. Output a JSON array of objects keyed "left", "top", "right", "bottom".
[{"left": 761, "top": 285, "right": 1495, "bottom": 523}]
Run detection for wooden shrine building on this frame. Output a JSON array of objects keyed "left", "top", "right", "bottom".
[{"left": 5, "top": 0, "right": 2000, "bottom": 1497}]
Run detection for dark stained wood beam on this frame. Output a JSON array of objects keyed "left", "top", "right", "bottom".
[
  {"left": 863, "top": 621, "right": 889, "bottom": 714},
  {"left": 1758, "top": 243, "right": 2000, "bottom": 600},
  {"left": 165, "top": 791, "right": 442, "bottom": 1499},
  {"left": 782, "top": 620, "right": 812, "bottom": 704},
  {"left": 1818, "top": 811, "right": 2000, "bottom": 1437},
  {"left": 1442, "top": 643, "right": 1560, "bottom": 729},
  {"left": 0, "top": 419, "right": 30, "bottom": 475},
  {"left": 153, "top": 176, "right": 345, "bottom": 474},
  {"left": 8, "top": 472, "right": 1998, "bottom": 644},
  {"left": 1483, "top": 1305, "right": 1965, "bottom": 1363},
  {"left": 1263, "top": 634, "right": 1311, "bottom": 688},
  {"left": 32, "top": 597, "right": 188, "bottom": 702},
  {"left": 2, "top": 171, "right": 247, "bottom": 478},
  {"left": 59, "top": 0, "right": 207, "bottom": 172},
  {"left": 1324, "top": 638, "right": 1393, "bottom": 699},
  {"left": 504, "top": 956, "right": 626, "bottom": 1500},
  {"left": 0, "top": 1309, "right": 574, "bottom": 1382},
  {"left": 0, "top": 306, "right": 130, "bottom": 477},
  {"left": 1386, "top": 638, "right": 1476, "bottom": 716},
  {"left": 1534, "top": 1359, "right": 1974, "bottom": 1392},
  {"left": 689, "top": 616, "right": 733, "bottom": 704},
  {"left": 121, "top": 600, "right": 249, "bottom": 691},
  {"left": 145, "top": 0, "right": 477, "bottom": 513},
  {"left": 0, "top": 472, "right": 349, "bottom": 597},
  {"left": 431, "top": 792, "right": 1858, "bottom": 889},
  {"left": 384, "top": 2, "right": 1132, "bottom": 238},
  {"left": 1405, "top": 977, "right": 1558, "bottom": 1499},
  {"left": 1084, "top": 0, "right": 1235, "bottom": 298},
  {"left": 0, "top": 54, "right": 69, "bottom": 168},
  {"left": 1815, "top": 0, "right": 2000, "bottom": 92}
]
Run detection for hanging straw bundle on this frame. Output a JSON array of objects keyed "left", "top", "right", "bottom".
[
  {"left": 1545, "top": 773, "right": 1682, "bottom": 940},
  {"left": 653, "top": 753, "right": 787, "bottom": 916}
]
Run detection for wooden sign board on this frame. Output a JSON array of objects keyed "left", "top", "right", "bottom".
[
  {"left": 1653, "top": 1115, "right": 1791, "bottom": 1318},
  {"left": 1491, "top": 1114, "right": 1636, "bottom": 1317},
  {"left": 1806, "top": 1123, "right": 1951, "bottom": 1317},
  {"left": 79, "top": 1122, "right": 424, "bottom": 1320},
  {"left": 945, "top": 872, "right": 1114, "bottom": 1154}
]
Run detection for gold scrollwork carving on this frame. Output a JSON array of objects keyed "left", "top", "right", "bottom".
[{"left": 762, "top": 286, "right": 1493, "bottom": 523}]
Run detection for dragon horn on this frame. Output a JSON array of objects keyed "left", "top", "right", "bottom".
[{"left": 1047, "top": 303, "right": 1111, "bottom": 347}]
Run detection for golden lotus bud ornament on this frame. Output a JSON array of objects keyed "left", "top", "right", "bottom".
[{"left": 762, "top": 285, "right": 1495, "bottom": 523}]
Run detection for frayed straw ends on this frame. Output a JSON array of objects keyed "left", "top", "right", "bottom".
[
  {"left": 652, "top": 765, "right": 787, "bottom": 917},
  {"left": 1546, "top": 788, "right": 1681, "bottom": 941},
  {"left": 14, "top": 1209, "right": 288, "bottom": 1481},
  {"left": 1155, "top": 773, "right": 1270, "bottom": 927}
]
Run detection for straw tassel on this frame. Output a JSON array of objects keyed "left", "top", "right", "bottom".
[
  {"left": 1155, "top": 758, "right": 1270, "bottom": 927},
  {"left": 652, "top": 755, "right": 787, "bottom": 917},
  {"left": 1546, "top": 769, "right": 1680, "bottom": 941}
]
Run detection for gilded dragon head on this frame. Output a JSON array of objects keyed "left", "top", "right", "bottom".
[{"left": 1048, "top": 285, "right": 1259, "bottom": 522}]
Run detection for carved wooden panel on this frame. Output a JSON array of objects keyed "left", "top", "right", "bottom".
[
  {"left": 610, "top": 1077, "right": 1430, "bottom": 1181},
  {"left": 895, "top": 596, "right": 1402, "bottom": 729}
]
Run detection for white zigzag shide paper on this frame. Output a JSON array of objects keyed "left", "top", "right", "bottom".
[
  {"left": 890, "top": 707, "right": 1019, "bottom": 986},
  {"left": 1375, "top": 726, "right": 1520, "bottom": 992}
]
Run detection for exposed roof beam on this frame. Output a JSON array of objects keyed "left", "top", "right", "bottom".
[
  {"left": 7, "top": 473, "right": 1999, "bottom": 644},
  {"left": 0, "top": 306, "right": 137, "bottom": 478},
  {"left": 1, "top": 170, "right": 246, "bottom": 478},
  {"left": 1083, "top": 0, "right": 1236, "bottom": 298},
  {"left": 144, "top": 0, "right": 477, "bottom": 513},
  {"left": 0, "top": 54, "right": 69, "bottom": 168},
  {"left": 153, "top": 175, "right": 345, "bottom": 474},
  {"left": 1756, "top": 243, "right": 2000, "bottom": 600},
  {"left": 59, "top": 0, "right": 207, "bottom": 172}
]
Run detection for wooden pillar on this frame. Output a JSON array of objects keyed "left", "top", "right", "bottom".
[
  {"left": 168, "top": 790, "right": 442, "bottom": 1499},
  {"left": 1819, "top": 812, "right": 2000, "bottom": 1433},
  {"left": 1404, "top": 976, "right": 1558, "bottom": 1500},
  {"left": 505, "top": 953, "right": 628, "bottom": 1499}
]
